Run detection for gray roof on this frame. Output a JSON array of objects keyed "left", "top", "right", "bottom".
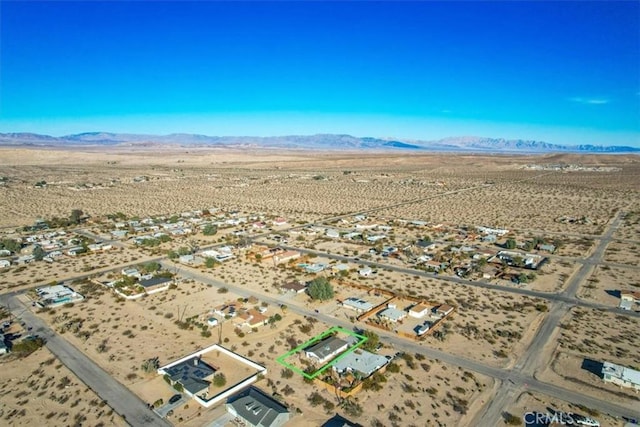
[
  {"left": 332, "top": 349, "right": 389, "bottom": 377},
  {"left": 226, "top": 387, "right": 289, "bottom": 427},
  {"left": 343, "top": 297, "right": 373, "bottom": 312},
  {"left": 378, "top": 307, "right": 406, "bottom": 322},
  {"left": 164, "top": 357, "right": 216, "bottom": 395},
  {"left": 139, "top": 276, "right": 172, "bottom": 288},
  {"left": 305, "top": 336, "right": 349, "bottom": 361}
]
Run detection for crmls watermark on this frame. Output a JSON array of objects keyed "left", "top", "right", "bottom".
[{"left": 524, "top": 412, "right": 575, "bottom": 425}]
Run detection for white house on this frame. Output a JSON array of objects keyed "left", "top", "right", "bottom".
[
  {"left": 0, "top": 260, "right": 10, "bottom": 268},
  {"left": 378, "top": 304, "right": 406, "bottom": 323},
  {"left": 342, "top": 297, "right": 373, "bottom": 313},
  {"left": 305, "top": 336, "right": 349, "bottom": 364},
  {"left": 601, "top": 361, "right": 640, "bottom": 391},
  {"left": 409, "top": 303, "right": 430, "bottom": 319},
  {"left": 359, "top": 267, "right": 373, "bottom": 277},
  {"left": 326, "top": 229, "right": 340, "bottom": 239}
]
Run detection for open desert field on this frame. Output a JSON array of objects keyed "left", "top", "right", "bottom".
[
  {"left": 504, "top": 390, "right": 626, "bottom": 427},
  {"left": 0, "top": 246, "right": 155, "bottom": 294},
  {"left": 2, "top": 148, "right": 639, "bottom": 230},
  {"left": 0, "top": 346, "right": 125, "bottom": 426},
  {"left": 578, "top": 264, "right": 640, "bottom": 308},
  {"left": 537, "top": 307, "right": 640, "bottom": 410},
  {"left": 2, "top": 148, "right": 640, "bottom": 426}
]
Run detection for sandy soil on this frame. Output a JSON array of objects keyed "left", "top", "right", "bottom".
[
  {"left": 536, "top": 307, "right": 640, "bottom": 411},
  {"left": 0, "top": 346, "right": 126, "bottom": 426},
  {"left": 1, "top": 148, "right": 639, "bottom": 426},
  {"left": 578, "top": 265, "right": 640, "bottom": 308},
  {"left": 505, "top": 390, "right": 625, "bottom": 426}
]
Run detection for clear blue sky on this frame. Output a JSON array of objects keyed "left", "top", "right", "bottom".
[{"left": 1, "top": 1, "right": 639, "bottom": 146}]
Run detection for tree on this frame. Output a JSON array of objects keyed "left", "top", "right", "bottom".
[
  {"left": 203, "top": 224, "right": 218, "bottom": 236},
  {"left": 505, "top": 238, "right": 516, "bottom": 249},
  {"left": 142, "top": 262, "right": 160, "bottom": 273},
  {"left": 205, "top": 257, "right": 217, "bottom": 268},
  {"left": 141, "top": 357, "right": 160, "bottom": 373},
  {"left": 361, "top": 330, "right": 380, "bottom": 352},
  {"left": 167, "top": 250, "right": 178, "bottom": 260},
  {"left": 12, "top": 337, "right": 45, "bottom": 356},
  {"left": 213, "top": 373, "right": 226, "bottom": 387},
  {"left": 307, "top": 277, "right": 334, "bottom": 301},
  {"left": 70, "top": 209, "right": 84, "bottom": 225},
  {"left": 0, "top": 238, "right": 22, "bottom": 253},
  {"left": 177, "top": 246, "right": 191, "bottom": 256},
  {"left": 32, "top": 245, "right": 46, "bottom": 261}
]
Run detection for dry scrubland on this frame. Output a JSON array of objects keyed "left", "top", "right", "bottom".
[
  {"left": 0, "top": 346, "right": 125, "bottom": 426},
  {"left": 579, "top": 264, "right": 640, "bottom": 307},
  {"left": 615, "top": 210, "right": 640, "bottom": 240},
  {"left": 31, "top": 277, "right": 493, "bottom": 427},
  {"left": 537, "top": 307, "right": 640, "bottom": 410},
  {"left": 0, "top": 247, "right": 154, "bottom": 294},
  {"left": 1, "top": 148, "right": 640, "bottom": 426},
  {"left": 2, "top": 148, "right": 639, "bottom": 230},
  {"left": 506, "top": 391, "right": 624, "bottom": 427},
  {"left": 211, "top": 257, "right": 548, "bottom": 368}
]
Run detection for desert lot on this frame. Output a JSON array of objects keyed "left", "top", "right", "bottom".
[{"left": 1, "top": 147, "right": 640, "bottom": 427}]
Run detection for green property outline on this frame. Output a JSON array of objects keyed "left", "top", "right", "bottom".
[{"left": 276, "top": 326, "right": 368, "bottom": 380}]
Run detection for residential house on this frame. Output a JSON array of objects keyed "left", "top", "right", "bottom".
[
  {"left": 432, "top": 304, "right": 454, "bottom": 319},
  {"left": 0, "top": 260, "right": 10, "bottom": 269},
  {"left": 408, "top": 303, "right": 430, "bottom": 319},
  {"left": 280, "top": 281, "right": 308, "bottom": 294},
  {"left": 213, "top": 302, "right": 241, "bottom": 318},
  {"left": 366, "top": 234, "right": 386, "bottom": 242},
  {"left": 139, "top": 277, "right": 172, "bottom": 292},
  {"left": 332, "top": 348, "right": 389, "bottom": 378},
  {"left": 355, "top": 223, "right": 378, "bottom": 230},
  {"left": 122, "top": 268, "right": 141, "bottom": 279},
  {"left": 302, "top": 263, "right": 326, "bottom": 273},
  {"left": 272, "top": 217, "right": 287, "bottom": 226},
  {"left": 601, "top": 361, "right": 640, "bottom": 391},
  {"left": 321, "top": 414, "right": 363, "bottom": 427},
  {"left": 481, "top": 234, "right": 497, "bottom": 243},
  {"left": 331, "top": 263, "right": 350, "bottom": 274},
  {"left": 0, "top": 334, "right": 7, "bottom": 354},
  {"left": 226, "top": 387, "right": 290, "bottom": 427},
  {"left": 274, "top": 250, "right": 301, "bottom": 265},
  {"left": 358, "top": 267, "right": 373, "bottom": 277},
  {"left": 163, "top": 357, "right": 216, "bottom": 396},
  {"left": 235, "top": 309, "right": 268, "bottom": 329},
  {"left": 342, "top": 297, "right": 373, "bottom": 313},
  {"left": 326, "top": 229, "right": 340, "bottom": 239},
  {"left": 621, "top": 290, "right": 640, "bottom": 304},
  {"left": 538, "top": 244, "right": 556, "bottom": 253},
  {"left": 305, "top": 336, "right": 349, "bottom": 364},
  {"left": 378, "top": 304, "right": 406, "bottom": 323}
]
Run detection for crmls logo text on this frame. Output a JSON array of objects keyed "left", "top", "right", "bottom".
[{"left": 524, "top": 412, "right": 576, "bottom": 425}]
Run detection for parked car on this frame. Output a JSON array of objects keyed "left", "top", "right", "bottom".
[{"left": 169, "top": 394, "right": 181, "bottom": 404}]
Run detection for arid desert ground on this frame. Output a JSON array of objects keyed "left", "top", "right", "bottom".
[{"left": 0, "top": 147, "right": 639, "bottom": 427}]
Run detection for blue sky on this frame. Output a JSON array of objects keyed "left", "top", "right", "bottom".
[{"left": 1, "top": 1, "right": 639, "bottom": 146}]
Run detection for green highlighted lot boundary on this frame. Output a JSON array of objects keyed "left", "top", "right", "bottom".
[{"left": 276, "top": 326, "right": 367, "bottom": 380}]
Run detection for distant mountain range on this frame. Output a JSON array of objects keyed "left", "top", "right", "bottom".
[{"left": 0, "top": 132, "right": 638, "bottom": 153}]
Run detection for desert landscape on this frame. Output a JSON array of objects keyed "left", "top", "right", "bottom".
[{"left": 1, "top": 147, "right": 639, "bottom": 427}]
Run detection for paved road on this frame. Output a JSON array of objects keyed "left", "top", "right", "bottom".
[
  {"left": 166, "top": 259, "right": 640, "bottom": 422},
  {"left": 0, "top": 294, "right": 171, "bottom": 427},
  {"left": 474, "top": 211, "right": 629, "bottom": 426},
  {"left": 271, "top": 243, "right": 640, "bottom": 319}
]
